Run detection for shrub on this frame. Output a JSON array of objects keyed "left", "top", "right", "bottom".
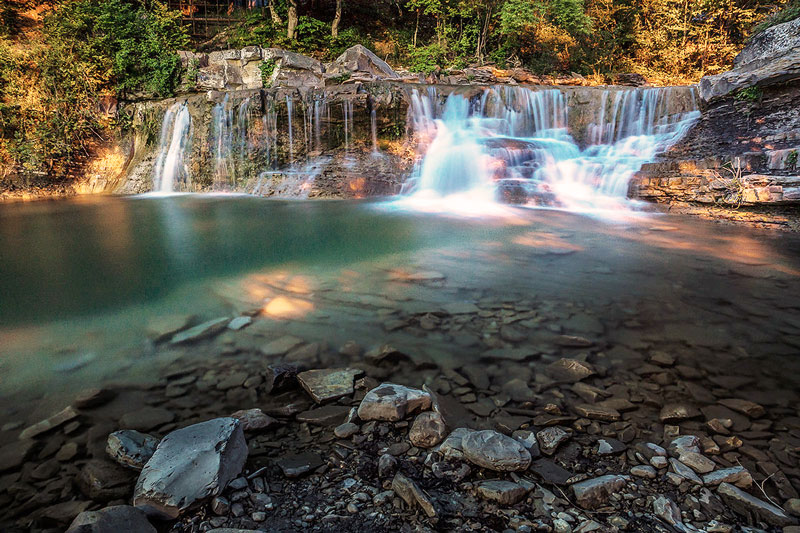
[
  {"left": 407, "top": 43, "right": 447, "bottom": 74},
  {"left": 752, "top": 1, "right": 800, "bottom": 35}
]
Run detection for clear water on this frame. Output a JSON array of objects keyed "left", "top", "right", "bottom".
[{"left": 1, "top": 196, "right": 800, "bottom": 429}]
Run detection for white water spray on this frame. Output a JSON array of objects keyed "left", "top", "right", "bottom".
[{"left": 152, "top": 102, "right": 192, "bottom": 193}]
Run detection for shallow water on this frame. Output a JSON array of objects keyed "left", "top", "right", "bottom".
[{"left": 1, "top": 195, "right": 800, "bottom": 430}]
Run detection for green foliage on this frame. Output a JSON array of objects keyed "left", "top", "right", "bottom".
[
  {"left": 259, "top": 59, "right": 276, "bottom": 87},
  {"left": 735, "top": 86, "right": 763, "bottom": 102},
  {"left": 407, "top": 43, "right": 447, "bottom": 74},
  {"left": 44, "top": 0, "right": 189, "bottom": 97},
  {"left": 787, "top": 150, "right": 798, "bottom": 169},
  {"left": 752, "top": 0, "right": 800, "bottom": 35}
]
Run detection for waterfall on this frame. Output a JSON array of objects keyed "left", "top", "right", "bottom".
[
  {"left": 370, "top": 108, "right": 379, "bottom": 154},
  {"left": 404, "top": 85, "right": 699, "bottom": 211},
  {"left": 286, "top": 95, "right": 294, "bottom": 165},
  {"left": 211, "top": 95, "right": 254, "bottom": 190},
  {"left": 152, "top": 102, "right": 192, "bottom": 193}
]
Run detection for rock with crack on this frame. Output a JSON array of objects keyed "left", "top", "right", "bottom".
[
  {"left": 106, "top": 430, "right": 159, "bottom": 471},
  {"left": 357, "top": 383, "right": 432, "bottom": 421},
  {"left": 66, "top": 505, "right": 156, "bottom": 533},
  {"left": 572, "top": 474, "right": 629, "bottom": 509},
  {"left": 392, "top": 472, "right": 436, "bottom": 518},
  {"left": 133, "top": 418, "right": 248, "bottom": 519},
  {"left": 537, "top": 426, "right": 571, "bottom": 455},
  {"left": 717, "top": 482, "right": 797, "bottom": 526},
  {"left": 436, "top": 428, "right": 476, "bottom": 460},
  {"left": 297, "top": 368, "right": 362, "bottom": 403},
  {"left": 462, "top": 430, "right": 532, "bottom": 471}
]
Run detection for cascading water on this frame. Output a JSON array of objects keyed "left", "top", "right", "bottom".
[
  {"left": 152, "top": 102, "right": 192, "bottom": 193},
  {"left": 403, "top": 85, "right": 700, "bottom": 211}
]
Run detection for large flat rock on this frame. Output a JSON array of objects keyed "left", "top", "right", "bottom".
[{"left": 133, "top": 418, "right": 248, "bottom": 519}]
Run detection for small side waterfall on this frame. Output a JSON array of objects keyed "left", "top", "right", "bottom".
[
  {"left": 152, "top": 102, "right": 192, "bottom": 193},
  {"left": 403, "top": 85, "right": 700, "bottom": 210}
]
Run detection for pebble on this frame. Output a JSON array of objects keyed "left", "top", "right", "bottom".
[
  {"left": 476, "top": 480, "right": 528, "bottom": 505},
  {"left": 106, "top": 430, "right": 159, "bottom": 470},
  {"left": 334, "top": 422, "right": 359, "bottom": 438},
  {"left": 297, "top": 368, "right": 362, "bottom": 403},
  {"left": 537, "top": 426, "right": 570, "bottom": 455},
  {"left": 630, "top": 465, "right": 656, "bottom": 478},
  {"left": 392, "top": 472, "right": 436, "bottom": 518}
]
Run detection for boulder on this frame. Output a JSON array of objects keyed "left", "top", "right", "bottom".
[
  {"left": 262, "top": 48, "right": 325, "bottom": 88},
  {"left": 329, "top": 45, "right": 399, "bottom": 79},
  {"left": 67, "top": 505, "right": 155, "bottom": 533},
  {"left": 357, "top": 383, "right": 431, "bottom": 421},
  {"left": 409, "top": 411, "right": 447, "bottom": 448},
  {"left": 734, "top": 16, "right": 800, "bottom": 68},
  {"left": 133, "top": 418, "right": 247, "bottom": 519}
]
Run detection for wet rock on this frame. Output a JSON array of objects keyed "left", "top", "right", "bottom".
[
  {"left": 503, "top": 378, "right": 535, "bottom": 402},
  {"left": 297, "top": 368, "right": 362, "bottom": 403},
  {"left": 230, "top": 409, "right": 277, "bottom": 432},
  {"left": 119, "top": 407, "right": 175, "bottom": 432},
  {"left": 57, "top": 441, "right": 80, "bottom": 461},
  {"left": 66, "top": 505, "right": 156, "bottom": 533},
  {"left": 476, "top": 480, "right": 528, "bottom": 505},
  {"left": 0, "top": 438, "right": 35, "bottom": 472},
  {"left": 20, "top": 405, "right": 79, "bottom": 439},
  {"left": 437, "top": 427, "right": 475, "bottom": 460},
  {"left": 357, "top": 383, "right": 431, "bottom": 422},
  {"left": 703, "top": 466, "right": 753, "bottom": 488},
  {"left": 555, "top": 335, "right": 594, "bottom": 347},
  {"left": 74, "top": 388, "right": 116, "bottom": 409},
  {"left": 227, "top": 316, "right": 252, "bottom": 331},
  {"left": 572, "top": 474, "right": 629, "bottom": 509},
  {"left": 718, "top": 398, "right": 765, "bottom": 418},
  {"left": 462, "top": 430, "right": 532, "bottom": 471},
  {"left": 134, "top": 418, "right": 247, "bottom": 519},
  {"left": 537, "top": 426, "right": 571, "bottom": 455},
  {"left": 546, "top": 358, "right": 596, "bottom": 382},
  {"left": 106, "top": 430, "right": 159, "bottom": 471},
  {"left": 260, "top": 335, "right": 304, "bottom": 356},
  {"left": 296, "top": 405, "right": 351, "bottom": 426},
  {"left": 392, "top": 472, "right": 436, "bottom": 518},
  {"left": 276, "top": 452, "right": 323, "bottom": 478},
  {"left": 718, "top": 482, "right": 797, "bottom": 526},
  {"left": 334, "top": 422, "right": 359, "bottom": 438},
  {"left": 170, "top": 317, "right": 228, "bottom": 344},
  {"left": 660, "top": 403, "right": 701, "bottom": 423},
  {"left": 653, "top": 496, "right": 686, "bottom": 530},
  {"left": 79, "top": 460, "right": 136, "bottom": 501},
  {"left": 409, "top": 412, "right": 447, "bottom": 448}
]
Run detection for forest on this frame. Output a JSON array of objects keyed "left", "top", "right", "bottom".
[{"left": 0, "top": 0, "right": 798, "bottom": 182}]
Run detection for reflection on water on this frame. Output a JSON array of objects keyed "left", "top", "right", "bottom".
[{"left": 1, "top": 196, "right": 800, "bottom": 427}]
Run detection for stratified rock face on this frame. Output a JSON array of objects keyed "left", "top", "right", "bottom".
[
  {"left": 699, "top": 17, "right": 800, "bottom": 103},
  {"left": 66, "top": 505, "right": 155, "bottom": 533},
  {"left": 734, "top": 17, "right": 800, "bottom": 68},
  {"left": 133, "top": 418, "right": 248, "bottom": 519}
]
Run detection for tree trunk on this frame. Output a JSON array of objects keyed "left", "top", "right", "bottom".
[
  {"left": 413, "top": 9, "right": 419, "bottom": 47},
  {"left": 268, "top": 0, "right": 282, "bottom": 25},
  {"left": 287, "top": 0, "right": 298, "bottom": 39},
  {"left": 332, "top": 0, "right": 342, "bottom": 38}
]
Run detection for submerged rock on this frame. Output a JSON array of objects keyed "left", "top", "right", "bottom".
[
  {"left": 169, "top": 317, "right": 228, "bottom": 344},
  {"left": 133, "top": 418, "right": 248, "bottom": 519},
  {"left": 66, "top": 505, "right": 155, "bottom": 533},
  {"left": 106, "top": 430, "right": 159, "bottom": 470},
  {"left": 19, "top": 405, "right": 79, "bottom": 440},
  {"left": 357, "top": 383, "right": 431, "bottom": 421},
  {"left": 462, "top": 430, "right": 532, "bottom": 471},
  {"left": 297, "top": 368, "right": 362, "bottom": 403}
]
